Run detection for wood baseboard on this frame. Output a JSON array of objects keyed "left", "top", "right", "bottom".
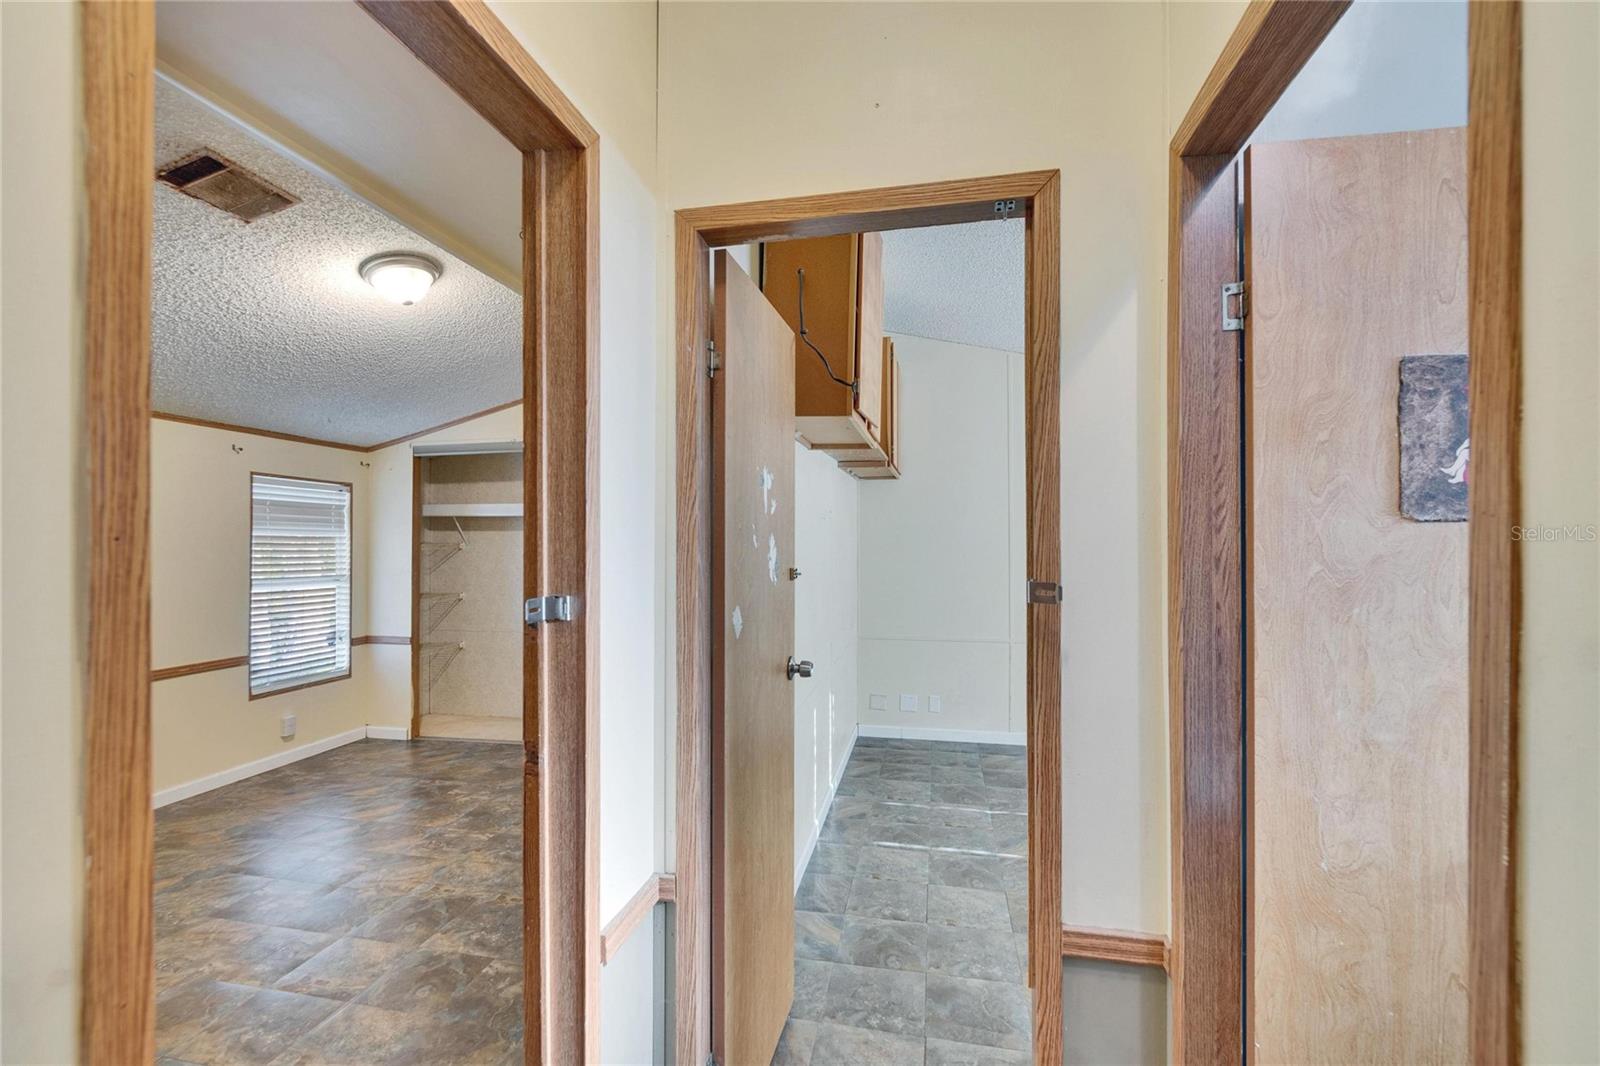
[
  {"left": 599, "top": 873, "right": 676, "bottom": 966},
  {"left": 1061, "top": 924, "right": 1170, "bottom": 971}
]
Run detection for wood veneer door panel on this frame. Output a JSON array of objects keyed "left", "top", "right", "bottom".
[
  {"left": 763, "top": 234, "right": 858, "bottom": 421},
  {"left": 710, "top": 251, "right": 796, "bottom": 1066},
  {"left": 1246, "top": 129, "right": 1469, "bottom": 1064},
  {"left": 854, "top": 231, "right": 885, "bottom": 437}
]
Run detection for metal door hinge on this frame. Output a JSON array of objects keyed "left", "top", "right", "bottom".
[
  {"left": 1221, "top": 281, "right": 1247, "bottom": 332},
  {"left": 1027, "top": 580, "right": 1063, "bottom": 605},
  {"left": 524, "top": 595, "right": 576, "bottom": 628},
  {"left": 994, "top": 198, "right": 1020, "bottom": 221},
  {"left": 707, "top": 340, "right": 721, "bottom": 379}
]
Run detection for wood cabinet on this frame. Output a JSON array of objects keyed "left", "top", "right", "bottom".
[
  {"left": 761, "top": 232, "right": 886, "bottom": 461},
  {"left": 840, "top": 337, "right": 900, "bottom": 480}
]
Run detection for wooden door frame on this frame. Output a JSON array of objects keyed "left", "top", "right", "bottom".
[
  {"left": 80, "top": 1, "right": 602, "bottom": 1062},
  {"left": 673, "top": 170, "right": 1064, "bottom": 1066},
  {"left": 1166, "top": 1, "right": 1523, "bottom": 1061}
]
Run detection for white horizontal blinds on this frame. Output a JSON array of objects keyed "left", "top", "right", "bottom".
[{"left": 249, "top": 474, "right": 351, "bottom": 696}]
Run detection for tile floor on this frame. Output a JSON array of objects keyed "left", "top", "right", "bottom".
[
  {"left": 154, "top": 739, "right": 523, "bottom": 1065},
  {"left": 773, "top": 736, "right": 1032, "bottom": 1066}
]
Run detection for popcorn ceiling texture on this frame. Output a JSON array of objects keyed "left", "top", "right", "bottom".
[
  {"left": 882, "top": 218, "right": 1025, "bottom": 355},
  {"left": 152, "top": 80, "right": 520, "bottom": 447}
]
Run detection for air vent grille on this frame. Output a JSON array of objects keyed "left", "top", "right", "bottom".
[{"left": 156, "top": 150, "right": 298, "bottom": 223}]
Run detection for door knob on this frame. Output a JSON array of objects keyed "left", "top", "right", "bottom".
[{"left": 786, "top": 656, "right": 814, "bottom": 680}]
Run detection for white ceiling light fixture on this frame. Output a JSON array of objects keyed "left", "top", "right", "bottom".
[{"left": 359, "top": 252, "right": 441, "bottom": 306}]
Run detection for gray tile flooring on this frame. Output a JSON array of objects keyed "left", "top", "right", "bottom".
[
  {"left": 774, "top": 737, "right": 1032, "bottom": 1065},
  {"left": 153, "top": 739, "right": 522, "bottom": 1065}
]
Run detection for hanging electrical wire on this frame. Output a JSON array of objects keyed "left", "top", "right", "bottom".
[{"left": 796, "top": 268, "right": 858, "bottom": 396}]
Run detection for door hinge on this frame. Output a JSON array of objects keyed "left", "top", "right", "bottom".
[
  {"left": 1221, "top": 281, "right": 1247, "bottom": 332},
  {"left": 524, "top": 595, "right": 576, "bottom": 628},
  {"left": 994, "top": 198, "right": 1020, "bottom": 221},
  {"left": 1027, "top": 580, "right": 1063, "bottom": 605},
  {"left": 707, "top": 340, "right": 721, "bottom": 379}
]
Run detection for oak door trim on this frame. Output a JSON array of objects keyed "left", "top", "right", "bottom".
[
  {"left": 80, "top": 3, "right": 600, "bottom": 1063},
  {"left": 82, "top": 2, "right": 157, "bottom": 1060},
  {"left": 1167, "top": 0, "right": 1523, "bottom": 1060},
  {"left": 674, "top": 170, "right": 1063, "bottom": 1066},
  {"left": 411, "top": 457, "right": 424, "bottom": 741},
  {"left": 1466, "top": 3, "right": 1523, "bottom": 1062}
]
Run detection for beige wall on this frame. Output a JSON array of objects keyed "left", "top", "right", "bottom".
[
  {"left": 660, "top": 1, "right": 1173, "bottom": 942},
  {"left": 151, "top": 420, "right": 381, "bottom": 795},
  {"left": 0, "top": 3, "right": 85, "bottom": 1060},
  {"left": 1520, "top": 3, "right": 1599, "bottom": 1061}
]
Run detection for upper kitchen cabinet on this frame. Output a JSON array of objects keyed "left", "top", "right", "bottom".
[{"left": 761, "top": 232, "right": 886, "bottom": 462}]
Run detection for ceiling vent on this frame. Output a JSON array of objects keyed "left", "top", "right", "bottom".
[{"left": 156, "top": 150, "right": 298, "bottom": 223}]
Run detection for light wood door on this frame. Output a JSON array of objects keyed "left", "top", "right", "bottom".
[
  {"left": 711, "top": 250, "right": 796, "bottom": 1066},
  {"left": 1246, "top": 128, "right": 1468, "bottom": 1064}
]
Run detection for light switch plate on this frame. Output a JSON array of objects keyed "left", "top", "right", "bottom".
[
  {"left": 928, "top": 695, "right": 942, "bottom": 714},
  {"left": 280, "top": 714, "right": 297, "bottom": 739},
  {"left": 899, "top": 693, "right": 918, "bottom": 713},
  {"left": 869, "top": 693, "right": 888, "bottom": 711}
]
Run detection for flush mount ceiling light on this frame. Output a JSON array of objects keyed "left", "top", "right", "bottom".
[{"left": 359, "top": 252, "right": 441, "bottom": 306}]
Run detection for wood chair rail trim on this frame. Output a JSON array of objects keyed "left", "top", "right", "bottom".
[
  {"left": 599, "top": 874, "right": 677, "bottom": 966},
  {"left": 1060, "top": 925, "right": 1170, "bottom": 971}
]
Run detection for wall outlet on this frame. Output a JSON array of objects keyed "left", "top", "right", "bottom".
[
  {"left": 899, "top": 693, "right": 919, "bottom": 713},
  {"left": 869, "top": 693, "right": 888, "bottom": 711},
  {"left": 280, "top": 714, "right": 297, "bottom": 740},
  {"left": 928, "top": 695, "right": 942, "bottom": 714}
]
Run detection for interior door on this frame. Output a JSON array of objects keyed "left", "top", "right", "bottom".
[
  {"left": 1246, "top": 128, "right": 1468, "bottom": 1063},
  {"left": 711, "top": 250, "right": 796, "bottom": 1065}
]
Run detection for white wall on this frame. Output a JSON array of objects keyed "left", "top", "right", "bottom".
[
  {"left": 660, "top": 0, "right": 1172, "bottom": 939},
  {"left": 0, "top": 4, "right": 85, "bottom": 1059},
  {"left": 792, "top": 443, "right": 860, "bottom": 883},
  {"left": 858, "top": 333, "right": 1026, "bottom": 742},
  {"left": 1251, "top": 1, "right": 1466, "bottom": 144},
  {"left": 1519, "top": 3, "right": 1599, "bottom": 1060}
]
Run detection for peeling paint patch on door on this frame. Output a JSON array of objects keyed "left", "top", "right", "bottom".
[
  {"left": 732, "top": 605, "right": 743, "bottom": 639},
  {"left": 767, "top": 533, "right": 779, "bottom": 584},
  {"left": 760, "top": 467, "right": 774, "bottom": 515}
]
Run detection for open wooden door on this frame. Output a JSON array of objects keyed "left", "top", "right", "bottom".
[
  {"left": 710, "top": 250, "right": 797, "bottom": 1065},
  {"left": 1245, "top": 128, "right": 1469, "bottom": 1063}
]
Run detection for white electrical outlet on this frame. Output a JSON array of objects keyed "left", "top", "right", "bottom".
[
  {"left": 869, "top": 693, "right": 888, "bottom": 711},
  {"left": 899, "top": 693, "right": 918, "bottom": 713},
  {"left": 280, "top": 714, "right": 297, "bottom": 739},
  {"left": 928, "top": 695, "right": 942, "bottom": 714}
]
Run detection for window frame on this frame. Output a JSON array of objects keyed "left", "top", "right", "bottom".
[{"left": 246, "top": 471, "right": 354, "bottom": 700}]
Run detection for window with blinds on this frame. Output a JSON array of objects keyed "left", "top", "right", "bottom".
[{"left": 249, "top": 474, "right": 352, "bottom": 697}]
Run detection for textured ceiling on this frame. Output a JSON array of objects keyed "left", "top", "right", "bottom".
[
  {"left": 156, "top": 0, "right": 522, "bottom": 283},
  {"left": 882, "top": 219, "right": 1025, "bottom": 355},
  {"left": 153, "top": 78, "right": 521, "bottom": 447}
]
